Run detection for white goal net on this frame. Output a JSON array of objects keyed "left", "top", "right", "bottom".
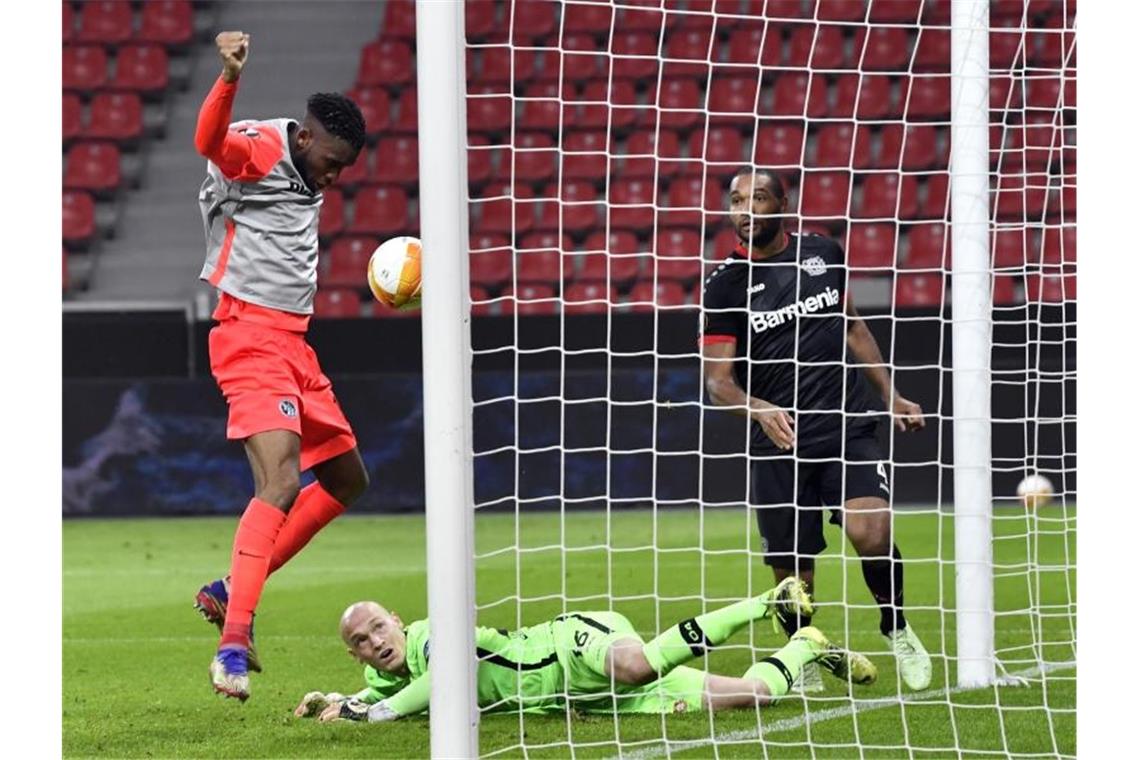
[{"left": 419, "top": 0, "right": 1075, "bottom": 756}]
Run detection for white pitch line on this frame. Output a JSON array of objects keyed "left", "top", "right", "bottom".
[{"left": 609, "top": 660, "right": 1077, "bottom": 760}]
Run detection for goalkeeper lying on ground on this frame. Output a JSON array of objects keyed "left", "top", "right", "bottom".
[{"left": 295, "top": 578, "right": 876, "bottom": 723}]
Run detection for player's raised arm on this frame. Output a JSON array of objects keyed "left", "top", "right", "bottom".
[
  {"left": 844, "top": 299, "right": 925, "bottom": 432},
  {"left": 702, "top": 341, "right": 795, "bottom": 451},
  {"left": 194, "top": 32, "right": 265, "bottom": 178}
]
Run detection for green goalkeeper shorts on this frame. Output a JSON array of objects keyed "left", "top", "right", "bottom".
[{"left": 551, "top": 610, "right": 706, "bottom": 714}]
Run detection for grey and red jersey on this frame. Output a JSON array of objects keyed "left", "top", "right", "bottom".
[{"left": 198, "top": 117, "right": 322, "bottom": 314}]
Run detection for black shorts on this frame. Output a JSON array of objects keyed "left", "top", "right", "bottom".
[{"left": 748, "top": 435, "right": 890, "bottom": 570}]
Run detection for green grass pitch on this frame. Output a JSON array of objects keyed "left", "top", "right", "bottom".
[{"left": 64, "top": 507, "right": 1075, "bottom": 758}]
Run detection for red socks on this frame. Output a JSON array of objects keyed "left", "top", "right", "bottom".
[
  {"left": 268, "top": 482, "right": 346, "bottom": 575},
  {"left": 220, "top": 498, "right": 286, "bottom": 648}
]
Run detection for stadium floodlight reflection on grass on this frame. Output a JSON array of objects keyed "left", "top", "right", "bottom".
[{"left": 414, "top": 0, "right": 1076, "bottom": 757}]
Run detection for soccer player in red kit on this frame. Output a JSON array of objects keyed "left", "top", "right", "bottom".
[{"left": 192, "top": 31, "right": 369, "bottom": 701}]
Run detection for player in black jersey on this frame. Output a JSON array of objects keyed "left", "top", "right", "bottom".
[{"left": 701, "top": 167, "right": 932, "bottom": 691}]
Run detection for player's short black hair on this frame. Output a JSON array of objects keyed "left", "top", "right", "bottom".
[
  {"left": 306, "top": 92, "right": 366, "bottom": 153},
  {"left": 730, "top": 166, "right": 787, "bottom": 199}
]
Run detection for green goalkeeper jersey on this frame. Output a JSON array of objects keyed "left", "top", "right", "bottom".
[{"left": 354, "top": 613, "right": 707, "bottom": 718}]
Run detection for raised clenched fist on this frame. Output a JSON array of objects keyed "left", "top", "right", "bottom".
[{"left": 215, "top": 31, "right": 250, "bottom": 83}]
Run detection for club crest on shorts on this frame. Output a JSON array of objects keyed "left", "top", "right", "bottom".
[
  {"left": 279, "top": 399, "right": 297, "bottom": 418},
  {"left": 801, "top": 256, "right": 827, "bottom": 276}
]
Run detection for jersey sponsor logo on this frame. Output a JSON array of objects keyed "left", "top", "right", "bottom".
[
  {"left": 279, "top": 399, "right": 298, "bottom": 418},
  {"left": 802, "top": 256, "right": 827, "bottom": 276},
  {"left": 749, "top": 286, "right": 840, "bottom": 333},
  {"left": 748, "top": 282, "right": 767, "bottom": 294},
  {"left": 238, "top": 127, "right": 261, "bottom": 139}
]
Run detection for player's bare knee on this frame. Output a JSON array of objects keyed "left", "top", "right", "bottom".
[
  {"left": 609, "top": 647, "right": 656, "bottom": 686},
  {"left": 259, "top": 469, "right": 301, "bottom": 510}
]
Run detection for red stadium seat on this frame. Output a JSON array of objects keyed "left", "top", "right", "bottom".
[
  {"left": 323, "top": 236, "right": 376, "bottom": 288},
  {"left": 1030, "top": 21, "right": 1074, "bottom": 68},
  {"left": 1025, "top": 76, "right": 1064, "bottom": 110},
  {"left": 465, "top": 0, "right": 500, "bottom": 42},
  {"left": 314, "top": 289, "right": 362, "bottom": 318},
  {"left": 63, "top": 1, "right": 76, "bottom": 43},
  {"left": 799, "top": 171, "right": 851, "bottom": 219},
  {"left": 63, "top": 45, "right": 109, "bottom": 91},
  {"left": 787, "top": 24, "right": 848, "bottom": 70},
  {"left": 832, "top": 74, "right": 894, "bottom": 120},
  {"left": 516, "top": 232, "right": 568, "bottom": 283},
  {"left": 622, "top": 129, "right": 683, "bottom": 180},
  {"left": 511, "top": 132, "right": 557, "bottom": 183},
  {"left": 78, "top": 1, "right": 132, "bottom": 46},
  {"left": 503, "top": 283, "right": 559, "bottom": 316},
  {"left": 1025, "top": 273, "right": 1075, "bottom": 303},
  {"left": 662, "top": 176, "right": 707, "bottom": 229},
  {"left": 84, "top": 92, "right": 143, "bottom": 142},
  {"left": 657, "top": 78, "right": 704, "bottom": 131},
  {"left": 655, "top": 228, "right": 704, "bottom": 282},
  {"left": 466, "top": 135, "right": 495, "bottom": 187},
  {"left": 467, "top": 86, "right": 512, "bottom": 134},
  {"left": 690, "top": 128, "right": 744, "bottom": 175},
  {"left": 758, "top": 0, "right": 811, "bottom": 19},
  {"left": 357, "top": 39, "right": 413, "bottom": 87},
  {"left": 665, "top": 19, "right": 715, "bottom": 64},
  {"left": 348, "top": 88, "right": 392, "bottom": 137},
  {"left": 394, "top": 89, "right": 417, "bottom": 133},
  {"left": 468, "top": 240, "right": 514, "bottom": 287},
  {"left": 754, "top": 122, "right": 806, "bottom": 170},
  {"left": 473, "top": 183, "right": 536, "bottom": 236},
  {"left": 564, "top": 282, "right": 615, "bottom": 315},
  {"left": 856, "top": 27, "right": 912, "bottom": 72},
  {"left": 855, "top": 174, "right": 918, "bottom": 220},
  {"left": 904, "top": 76, "right": 951, "bottom": 120},
  {"left": 846, "top": 223, "right": 897, "bottom": 274},
  {"left": 560, "top": 42, "right": 606, "bottom": 83},
  {"left": 851, "top": 124, "right": 876, "bottom": 169},
  {"left": 62, "top": 191, "right": 96, "bottom": 245},
  {"left": 612, "top": 33, "right": 660, "bottom": 81},
  {"left": 469, "top": 285, "right": 496, "bottom": 317},
  {"left": 370, "top": 136, "right": 419, "bottom": 186},
  {"left": 64, "top": 142, "right": 121, "bottom": 194},
  {"left": 574, "top": 231, "right": 645, "bottom": 284},
  {"left": 923, "top": 0, "right": 952, "bottom": 24},
  {"left": 111, "top": 45, "right": 170, "bottom": 94},
  {"left": 992, "top": 229, "right": 1029, "bottom": 270},
  {"left": 869, "top": 0, "right": 922, "bottom": 23},
  {"left": 63, "top": 93, "right": 84, "bottom": 143},
  {"left": 900, "top": 125, "right": 946, "bottom": 171},
  {"left": 350, "top": 186, "right": 409, "bottom": 235},
  {"left": 726, "top": 24, "right": 783, "bottom": 67},
  {"left": 990, "top": 0, "right": 1027, "bottom": 18},
  {"left": 814, "top": 0, "right": 867, "bottom": 21},
  {"left": 537, "top": 181, "right": 601, "bottom": 234},
  {"left": 811, "top": 123, "right": 856, "bottom": 169},
  {"left": 905, "top": 223, "right": 950, "bottom": 270},
  {"left": 138, "top": 1, "right": 195, "bottom": 47},
  {"left": 1041, "top": 226, "right": 1076, "bottom": 267},
  {"left": 913, "top": 28, "right": 951, "bottom": 73},
  {"left": 616, "top": 4, "right": 664, "bottom": 34},
  {"left": 562, "top": 130, "right": 609, "bottom": 182},
  {"left": 563, "top": 1, "right": 614, "bottom": 35},
  {"left": 708, "top": 75, "right": 759, "bottom": 118},
  {"left": 608, "top": 179, "right": 657, "bottom": 232},
  {"left": 318, "top": 189, "right": 345, "bottom": 238},
  {"left": 990, "top": 25, "right": 1026, "bottom": 71},
  {"left": 918, "top": 173, "right": 949, "bottom": 219},
  {"left": 382, "top": 0, "right": 416, "bottom": 40},
  {"left": 1047, "top": 183, "right": 1076, "bottom": 222},
  {"left": 517, "top": 82, "right": 561, "bottom": 132},
  {"left": 624, "top": 280, "right": 689, "bottom": 312},
  {"left": 992, "top": 275, "right": 1018, "bottom": 306},
  {"left": 511, "top": 0, "right": 557, "bottom": 43},
  {"left": 577, "top": 79, "right": 639, "bottom": 131},
  {"left": 993, "top": 174, "right": 1048, "bottom": 221},
  {"left": 876, "top": 125, "right": 904, "bottom": 168},
  {"left": 895, "top": 273, "right": 945, "bottom": 307},
  {"left": 766, "top": 72, "right": 809, "bottom": 117},
  {"left": 474, "top": 47, "right": 538, "bottom": 88}
]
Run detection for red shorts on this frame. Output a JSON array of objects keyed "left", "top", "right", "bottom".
[{"left": 208, "top": 318, "right": 357, "bottom": 471}]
